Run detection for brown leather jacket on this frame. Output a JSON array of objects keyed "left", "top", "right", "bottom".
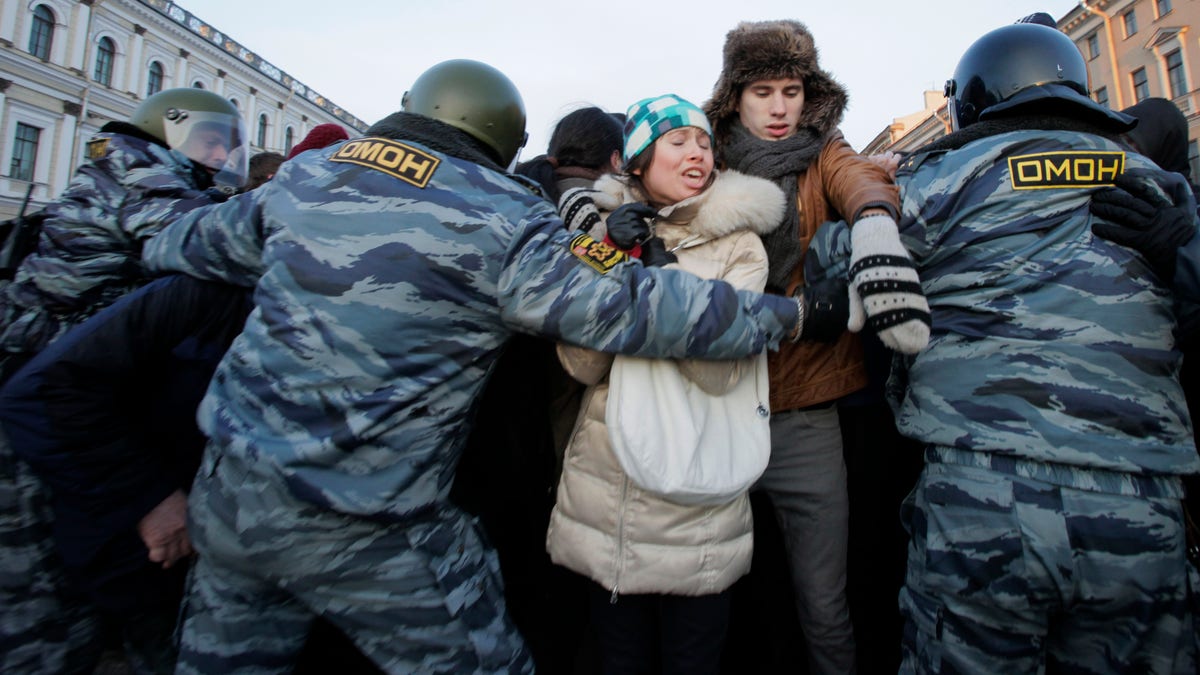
[{"left": 768, "top": 131, "right": 899, "bottom": 411}]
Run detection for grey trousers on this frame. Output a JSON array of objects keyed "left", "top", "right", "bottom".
[
  {"left": 900, "top": 461, "right": 1196, "bottom": 674},
  {"left": 175, "top": 447, "right": 533, "bottom": 675},
  {"left": 756, "top": 406, "right": 855, "bottom": 675}
]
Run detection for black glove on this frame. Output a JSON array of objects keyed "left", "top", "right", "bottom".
[
  {"left": 799, "top": 278, "right": 850, "bottom": 343},
  {"left": 203, "top": 187, "right": 232, "bottom": 203},
  {"left": 1091, "top": 170, "right": 1198, "bottom": 282},
  {"left": 605, "top": 203, "right": 659, "bottom": 250},
  {"left": 639, "top": 237, "right": 677, "bottom": 267}
]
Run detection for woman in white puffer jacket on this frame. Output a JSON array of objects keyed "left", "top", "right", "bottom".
[{"left": 546, "top": 93, "right": 785, "bottom": 675}]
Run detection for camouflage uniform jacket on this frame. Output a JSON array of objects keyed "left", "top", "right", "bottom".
[
  {"left": 0, "top": 123, "right": 220, "bottom": 358},
  {"left": 141, "top": 113, "right": 796, "bottom": 522},
  {"left": 890, "top": 126, "right": 1199, "bottom": 495}
]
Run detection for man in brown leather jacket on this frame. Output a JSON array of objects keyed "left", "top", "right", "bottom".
[{"left": 704, "top": 19, "right": 929, "bottom": 675}]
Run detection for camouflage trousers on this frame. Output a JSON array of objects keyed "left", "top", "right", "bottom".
[
  {"left": 899, "top": 460, "right": 1197, "bottom": 674},
  {"left": 176, "top": 446, "right": 534, "bottom": 675},
  {"left": 0, "top": 429, "right": 101, "bottom": 674}
]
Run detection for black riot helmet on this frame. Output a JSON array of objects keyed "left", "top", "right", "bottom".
[
  {"left": 944, "top": 23, "right": 1131, "bottom": 132},
  {"left": 402, "top": 59, "right": 528, "bottom": 168}
]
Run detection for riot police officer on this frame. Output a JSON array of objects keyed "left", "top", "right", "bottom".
[{"left": 888, "top": 24, "right": 1198, "bottom": 674}]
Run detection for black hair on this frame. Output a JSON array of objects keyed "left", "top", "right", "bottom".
[
  {"left": 549, "top": 107, "right": 623, "bottom": 169},
  {"left": 515, "top": 106, "right": 623, "bottom": 202},
  {"left": 246, "top": 151, "right": 285, "bottom": 191}
]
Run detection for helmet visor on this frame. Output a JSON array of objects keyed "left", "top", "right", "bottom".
[
  {"left": 944, "top": 79, "right": 961, "bottom": 133},
  {"left": 163, "top": 110, "right": 248, "bottom": 190}
]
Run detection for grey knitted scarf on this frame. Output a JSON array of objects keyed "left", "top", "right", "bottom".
[{"left": 721, "top": 123, "right": 825, "bottom": 291}]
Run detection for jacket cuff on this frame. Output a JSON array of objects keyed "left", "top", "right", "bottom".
[{"left": 851, "top": 201, "right": 899, "bottom": 223}]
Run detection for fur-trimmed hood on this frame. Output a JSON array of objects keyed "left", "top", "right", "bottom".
[
  {"left": 590, "top": 170, "right": 785, "bottom": 244},
  {"left": 703, "top": 20, "right": 848, "bottom": 147}
]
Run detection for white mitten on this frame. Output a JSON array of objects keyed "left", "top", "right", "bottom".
[{"left": 847, "top": 215, "right": 930, "bottom": 354}]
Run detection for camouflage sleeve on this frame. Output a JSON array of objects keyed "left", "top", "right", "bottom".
[
  {"left": 105, "top": 147, "right": 220, "bottom": 243},
  {"left": 141, "top": 189, "right": 267, "bottom": 287},
  {"left": 497, "top": 218, "right": 797, "bottom": 359},
  {"left": 805, "top": 219, "right": 853, "bottom": 286}
]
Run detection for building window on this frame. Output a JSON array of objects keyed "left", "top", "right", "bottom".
[
  {"left": 10, "top": 123, "right": 41, "bottom": 182},
  {"left": 191, "top": 81, "right": 205, "bottom": 89},
  {"left": 147, "top": 61, "right": 164, "bottom": 96},
  {"left": 1094, "top": 86, "right": 1109, "bottom": 108},
  {"left": 93, "top": 37, "right": 115, "bottom": 86},
  {"left": 257, "top": 114, "right": 268, "bottom": 148},
  {"left": 1086, "top": 33, "right": 1100, "bottom": 60},
  {"left": 1166, "top": 50, "right": 1187, "bottom": 99},
  {"left": 1157, "top": 0, "right": 1173, "bottom": 18},
  {"left": 228, "top": 98, "right": 238, "bottom": 109},
  {"left": 284, "top": 127, "right": 294, "bottom": 155},
  {"left": 28, "top": 5, "right": 54, "bottom": 60},
  {"left": 1190, "top": 141, "right": 1200, "bottom": 183},
  {"left": 1131, "top": 67, "right": 1150, "bottom": 101},
  {"left": 1123, "top": 9, "right": 1138, "bottom": 38}
]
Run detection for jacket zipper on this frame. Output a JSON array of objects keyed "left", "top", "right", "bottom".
[{"left": 611, "top": 473, "right": 629, "bottom": 604}]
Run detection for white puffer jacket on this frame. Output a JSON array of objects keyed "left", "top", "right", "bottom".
[{"left": 546, "top": 170, "right": 785, "bottom": 597}]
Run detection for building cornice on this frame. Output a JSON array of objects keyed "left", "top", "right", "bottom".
[{"left": 135, "top": 0, "right": 367, "bottom": 130}]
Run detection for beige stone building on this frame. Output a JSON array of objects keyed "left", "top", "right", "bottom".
[
  {"left": 865, "top": 0, "right": 1198, "bottom": 179},
  {"left": 0, "top": 0, "right": 368, "bottom": 220}
]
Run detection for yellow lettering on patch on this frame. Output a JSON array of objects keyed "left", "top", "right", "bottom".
[
  {"left": 331, "top": 137, "right": 440, "bottom": 188},
  {"left": 570, "top": 232, "right": 628, "bottom": 274},
  {"left": 86, "top": 138, "right": 109, "bottom": 161},
  {"left": 1007, "top": 151, "right": 1126, "bottom": 190}
]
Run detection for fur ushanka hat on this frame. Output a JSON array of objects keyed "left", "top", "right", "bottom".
[{"left": 703, "top": 20, "right": 848, "bottom": 147}]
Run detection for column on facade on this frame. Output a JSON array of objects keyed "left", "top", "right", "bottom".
[
  {"left": 0, "top": 80, "right": 8, "bottom": 128},
  {"left": 55, "top": 102, "right": 82, "bottom": 199},
  {"left": 247, "top": 87, "right": 259, "bottom": 149},
  {"left": 69, "top": 1, "right": 94, "bottom": 72},
  {"left": 0, "top": 0, "right": 19, "bottom": 46},
  {"left": 126, "top": 25, "right": 146, "bottom": 97},
  {"left": 174, "top": 49, "right": 190, "bottom": 88}
]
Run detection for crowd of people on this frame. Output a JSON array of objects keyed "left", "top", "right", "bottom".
[{"left": 0, "top": 13, "right": 1197, "bottom": 675}]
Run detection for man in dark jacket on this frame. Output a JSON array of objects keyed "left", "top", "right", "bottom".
[{"left": 0, "top": 275, "right": 253, "bottom": 673}]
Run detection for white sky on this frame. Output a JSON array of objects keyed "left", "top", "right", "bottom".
[{"left": 179, "top": 1, "right": 1085, "bottom": 157}]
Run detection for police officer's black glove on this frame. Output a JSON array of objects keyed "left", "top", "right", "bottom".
[
  {"left": 605, "top": 203, "right": 659, "bottom": 250},
  {"left": 799, "top": 277, "right": 850, "bottom": 343},
  {"left": 1091, "top": 171, "right": 1198, "bottom": 283},
  {"left": 639, "top": 237, "right": 677, "bottom": 267},
  {"left": 203, "top": 187, "right": 232, "bottom": 203}
]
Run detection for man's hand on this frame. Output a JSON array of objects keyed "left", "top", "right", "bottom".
[
  {"left": 868, "top": 151, "right": 902, "bottom": 180},
  {"left": 847, "top": 215, "right": 930, "bottom": 354},
  {"left": 137, "top": 489, "right": 194, "bottom": 569},
  {"left": 1090, "top": 170, "right": 1198, "bottom": 283}
]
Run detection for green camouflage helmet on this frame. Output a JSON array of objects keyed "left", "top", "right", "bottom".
[
  {"left": 402, "top": 59, "right": 528, "bottom": 167},
  {"left": 129, "top": 88, "right": 248, "bottom": 190}
]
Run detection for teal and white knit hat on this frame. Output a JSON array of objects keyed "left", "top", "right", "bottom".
[{"left": 622, "top": 94, "right": 713, "bottom": 164}]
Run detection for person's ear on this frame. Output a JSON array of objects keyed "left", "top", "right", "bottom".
[{"left": 609, "top": 150, "right": 621, "bottom": 174}]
